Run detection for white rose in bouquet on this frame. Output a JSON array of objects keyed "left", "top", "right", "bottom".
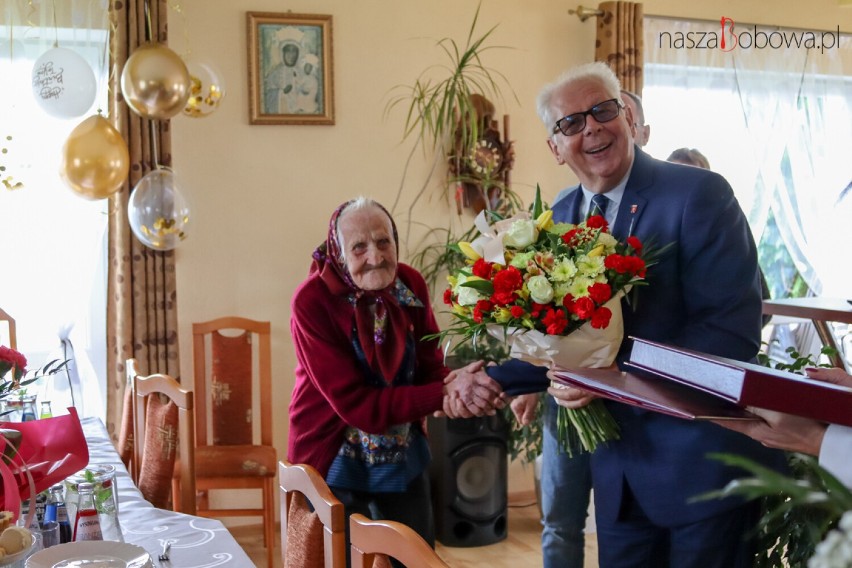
[
  {"left": 502, "top": 218, "right": 538, "bottom": 249},
  {"left": 527, "top": 275, "right": 554, "bottom": 304}
]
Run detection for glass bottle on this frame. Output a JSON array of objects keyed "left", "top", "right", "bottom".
[
  {"left": 39, "top": 401, "right": 53, "bottom": 419},
  {"left": 20, "top": 396, "right": 37, "bottom": 422},
  {"left": 44, "top": 484, "right": 73, "bottom": 544},
  {"left": 73, "top": 482, "right": 103, "bottom": 541}
]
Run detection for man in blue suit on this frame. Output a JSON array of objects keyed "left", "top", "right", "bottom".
[{"left": 497, "top": 62, "right": 784, "bottom": 567}]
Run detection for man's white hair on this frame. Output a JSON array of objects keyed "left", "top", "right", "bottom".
[{"left": 536, "top": 62, "right": 622, "bottom": 133}]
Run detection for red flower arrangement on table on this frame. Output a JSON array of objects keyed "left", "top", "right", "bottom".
[
  {"left": 1, "top": 345, "right": 86, "bottom": 531},
  {"left": 435, "top": 190, "right": 655, "bottom": 454}
]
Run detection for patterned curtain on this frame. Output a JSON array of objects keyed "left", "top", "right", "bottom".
[
  {"left": 106, "top": 0, "right": 181, "bottom": 447},
  {"left": 594, "top": 1, "right": 644, "bottom": 93}
]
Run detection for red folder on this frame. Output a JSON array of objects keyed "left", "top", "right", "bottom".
[
  {"left": 624, "top": 337, "right": 852, "bottom": 427},
  {"left": 551, "top": 367, "right": 759, "bottom": 421}
]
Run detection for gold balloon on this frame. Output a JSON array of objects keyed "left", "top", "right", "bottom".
[
  {"left": 121, "top": 43, "right": 191, "bottom": 120},
  {"left": 60, "top": 115, "right": 130, "bottom": 200}
]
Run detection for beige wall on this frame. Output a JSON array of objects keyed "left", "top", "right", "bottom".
[{"left": 170, "top": 0, "right": 851, "bottom": 501}]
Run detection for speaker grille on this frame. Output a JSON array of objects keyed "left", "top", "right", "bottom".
[{"left": 452, "top": 442, "right": 505, "bottom": 520}]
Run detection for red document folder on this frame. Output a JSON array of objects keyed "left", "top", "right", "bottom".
[
  {"left": 550, "top": 367, "right": 759, "bottom": 421},
  {"left": 624, "top": 337, "right": 852, "bottom": 427}
]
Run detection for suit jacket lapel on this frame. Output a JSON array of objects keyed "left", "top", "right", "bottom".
[
  {"left": 612, "top": 148, "right": 653, "bottom": 239},
  {"left": 551, "top": 187, "right": 583, "bottom": 224}
]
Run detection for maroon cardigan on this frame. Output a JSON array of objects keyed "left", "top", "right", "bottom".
[{"left": 288, "top": 263, "right": 448, "bottom": 477}]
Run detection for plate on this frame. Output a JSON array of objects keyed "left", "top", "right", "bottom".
[{"left": 25, "top": 541, "right": 153, "bottom": 568}]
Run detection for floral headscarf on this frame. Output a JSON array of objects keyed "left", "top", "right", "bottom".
[{"left": 310, "top": 200, "right": 409, "bottom": 383}]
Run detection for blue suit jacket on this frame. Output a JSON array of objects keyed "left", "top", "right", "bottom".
[{"left": 491, "top": 148, "right": 784, "bottom": 527}]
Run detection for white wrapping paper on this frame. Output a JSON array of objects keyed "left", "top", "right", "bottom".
[{"left": 486, "top": 291, "right": 625, "bottom": 369}]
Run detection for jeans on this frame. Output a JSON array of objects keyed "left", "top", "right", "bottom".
[{"left": 540, "top": 396, "right": 593, "bottom": 568}]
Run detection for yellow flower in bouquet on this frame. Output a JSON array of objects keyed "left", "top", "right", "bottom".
[{"left": 435, "top": 188, "right": 657, "bottom": 455}]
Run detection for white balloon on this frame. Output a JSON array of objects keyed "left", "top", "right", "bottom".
[
  {"left": 128, "top": 169, "right": 191, "bottom": 251},
  {"left": 31, "top": 47, "right": 97, "bottom": 119}
]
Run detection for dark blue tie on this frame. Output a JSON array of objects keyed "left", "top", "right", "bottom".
[{"left": 589, "top": 194, "right": 609, "bottom": 219}]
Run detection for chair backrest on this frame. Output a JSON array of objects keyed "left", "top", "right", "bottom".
[
  {"left": 279, "top": 460, "right": 346, "bottom": 568},
  {"left": 129, "top": 358, "right": 197, "bottom": 514},
  {"left": 349, "top": 514, "right": 448, "bottom": 568},
  {"left": 0, "top": 308, "right": 16, "bottom": 350},
  {"left": 192, "top": 317, "right": 271, "bottom": 447}
]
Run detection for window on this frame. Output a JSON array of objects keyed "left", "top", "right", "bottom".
[
  {"left": 642, "top": 17, "right": 852, "bottom": 364},
  {"left": 643, "top": 17, "right": 852, "bottom": 299},
  {"left": 0, "top": 26, "right": 109, "bottom": 419}
]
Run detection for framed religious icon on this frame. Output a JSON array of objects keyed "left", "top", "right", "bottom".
[{"left": 247, "top": 12, "right": 334, "bottom": 125}]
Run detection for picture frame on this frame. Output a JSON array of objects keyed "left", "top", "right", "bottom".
[{"left": 247, "top": 12, "right": 334, "bottom": 125}]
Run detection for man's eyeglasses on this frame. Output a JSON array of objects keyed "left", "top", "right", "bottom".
[{"left": 552, "top": 98, "right": 624, "bottom": 137}]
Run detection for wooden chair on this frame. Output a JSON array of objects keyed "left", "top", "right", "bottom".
[
  {"left": 0, "top": 307, "right": 16, "bottom": 349},
  {"left": 279, "top": 460, "right": 346, "bottom": 568},
  {"left": 128, "top": 358, "right": 196, "bottom": 515},
  {"left": 192, "top": 317, "right": 276, "bottom": 568},
  {"left": 349, "top": 514, "right": 449, "bottom": 568}
]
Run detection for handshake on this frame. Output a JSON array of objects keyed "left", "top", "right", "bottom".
[{"left": 438, "top": 361, "right": 507, "bottom": 419}]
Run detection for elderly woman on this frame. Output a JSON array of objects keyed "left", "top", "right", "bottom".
[{"left": 288, "top": 197, "right": 504, "bottom": 552}]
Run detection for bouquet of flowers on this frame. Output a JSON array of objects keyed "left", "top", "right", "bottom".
[{"left": 436, "top": 189, "right": 653, "bottom": 455}]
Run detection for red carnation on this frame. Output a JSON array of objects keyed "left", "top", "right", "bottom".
[
  {"left": 590, "top": 306, "right": 612, "bottom": 329},
  {"left": 443, "top": 288, "right": 453, "bottom": 305},
  {"left": 0, "top": 346, "right": 27, "bottom": 372},
  {"left": 561, "top": 228, "right": 581, "bottom": 246},
  {"left": 585, "top": 215, "right": 608, "bottom": 230},
  {"left": 473, "top": 300, "right": 494, "bottom": 323},
  {"left": 542, "top": 308, "right": 568, "bottom": 335},
  {"left": 510, "top": 305, "right": 525, "bottom": 318},
  {"left": 571, "top": 296, "right": 595, "bottom": 320},
  {"left": 626, "top": 236, "right": 643, "bottom": 252},
  {"left": 472, "top": 258, "right": 493, "bottom": 279},
  {"left": 588, "top": 282, "right": 612, "bottom": 305},
  {"left": 493, "top": 266, "right": 523, "bottom": 293},
  {"left": 530, "top": 301, "right": 549, "bottom": 318},
  {"left": 491, "top": 291, "right": 517, "bottom": 306},
  {"left": 605, "top": 254, "right": 629, "bottom": 274}
]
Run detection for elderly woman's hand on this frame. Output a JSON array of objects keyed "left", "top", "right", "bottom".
[{"left": 441, "top": 361, "right": 506, "bottom": 418}]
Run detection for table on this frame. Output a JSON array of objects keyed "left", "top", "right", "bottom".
[
  {"left": 762, "top": 297, "right": 852, "bottom": 370},
  {"left": 81, "top": 417, "right": 255, "bottom": 567}
]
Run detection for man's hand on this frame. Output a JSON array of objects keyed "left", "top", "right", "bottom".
[
  {"left": 546, "top": 368, "right": 597, "bottom": 409},
  {"left": 714, "top": 409, "right": 827, "bottom": 456},
  {"left": 712, "top": 366, "right": 851, "bottom": 455},
  {"left": 510, "top": 393, "right": 539, "bottom": 425}
]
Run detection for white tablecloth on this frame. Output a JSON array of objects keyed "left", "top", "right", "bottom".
[{"left": 81, "top": 417, "right": 255, "bottom": 567}]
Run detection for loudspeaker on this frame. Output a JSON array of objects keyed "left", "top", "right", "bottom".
[{"left": 427, "top": 413, "right": 509, "bottom": 547}]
